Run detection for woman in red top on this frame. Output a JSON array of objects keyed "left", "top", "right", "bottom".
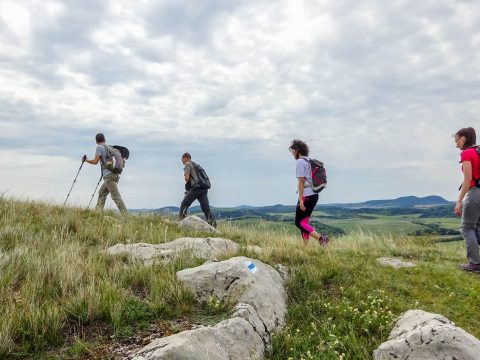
[{"left": 455, "top": 127, "right": 480, "bottom": 272}]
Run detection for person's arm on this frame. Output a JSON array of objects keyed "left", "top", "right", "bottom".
[
  {"left": 298, "top": 177, "right": 306, "bottom": 211},
  {"left": 455, "top": 160, "right": 472, "bottom": 216},
  {"left": 184, "top": 163, "right": 191, "bottom": 183},
  {"left": 83, "top": 154, "right": 101, "bottom": 165}
]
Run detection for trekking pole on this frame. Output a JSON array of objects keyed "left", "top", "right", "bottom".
[
  {"left": 87, "top": 170, "right": 103, "bottom": 209},
  {"left": 63, "top": 159, "right": 85, "bottom": 206}
]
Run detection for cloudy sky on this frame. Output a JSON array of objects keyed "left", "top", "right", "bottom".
[{"left": 0, "top": 0, "right": 479, "bottom": 209}]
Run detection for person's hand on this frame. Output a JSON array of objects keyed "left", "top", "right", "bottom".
[
  {"left": 454, "top": 201, "right": 462, "bottom": 216},
  {"left": 82, "top": 155, "right": 87, "bottom": 162},
  {"left": 299, "top": 199, "right": 306, "bottom": 211}
]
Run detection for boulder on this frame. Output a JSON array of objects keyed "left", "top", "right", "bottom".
[
  {"left": 131, "top": 257, "right": 288, "bottom": 359},
  {"left": 177, "top": 256, "right": 287, "bottom": 334},
  {"left": 106, "top": 237, "right": 239, "bottom": 265},
  {"left": 377, "top": 257, "right": 415, "bottom": 268},
  {"left": 374, "top": 310, "right": 480, "bottom": 359},
  {"left": 178, "top": 215, "right": 221, "bottom": 234},
  {"left": 131, "top": 316, "right": 263, "bottom": 360}
]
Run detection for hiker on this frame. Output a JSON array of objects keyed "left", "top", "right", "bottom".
[
  {"left": 289, "top": 139, "right": 328, "bottom": 245},
  {"left": 83, "top": 133, "right": 128, "bottom": 214},
  {"left": 454, "top": 127, "right": 480, "bottom": 272},
  {"left": 179, "top": 152, "right": 216, "bottom": 227}
]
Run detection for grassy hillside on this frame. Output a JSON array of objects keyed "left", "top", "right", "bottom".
[{"left": 0, "top": 197, "right": 479, "bottom": 359}]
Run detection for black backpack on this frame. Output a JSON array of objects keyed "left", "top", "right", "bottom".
[{"left": 192, "top": 162, "right": 211, "bottom": 189}]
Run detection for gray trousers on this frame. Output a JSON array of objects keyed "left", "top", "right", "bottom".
[
  {"left": 96, "top": 173, "right": 128, "bottom": 213},
  {"left": 461, "top": 187, "right": 480, "bottom": 264}
]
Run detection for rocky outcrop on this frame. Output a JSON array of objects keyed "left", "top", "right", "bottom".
[
  {"left": 374, "top": 310, "right": 480, "bottom": 359},
  {"left": 377, "top": 257, "right": 415, "bottom": 268},
  {"left": 130, "top": 257, "right": 288, "bottom": 360},
  {"left": 178, "top": 215, "right": 220, "bottom": 234},
  {"left": 131, "top": 316, "right": 264, "bottom": 360},
  {"left": 177, "top": 256, "right": 287, "bottom": 334},
  {"left": 107, "top": 238, "right": 262, "bottom": 265}
]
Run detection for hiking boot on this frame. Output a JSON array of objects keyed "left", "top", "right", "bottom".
[
  {"left": 209, "top": 220, "right": 217, "bottom": 228},
  {"left": 459, "top": 263, "right": 480, "bottom": 272},
  {"left": 319, "top": 234, "right": 329, "bottom": 246}
]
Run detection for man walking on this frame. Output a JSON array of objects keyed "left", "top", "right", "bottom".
[
  {"left": 179, "top": 153, "right": 216, "bottom": 227},
  {"left": 83, "top": 133, "right": 128, "bottom": 214}
]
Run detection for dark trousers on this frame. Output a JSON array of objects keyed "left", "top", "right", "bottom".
[
  {"left": 179, "top": 188, "right": 216, "bottom": 225},
  {"left": 295, "top": 194, "right": 319, "bottom": 239}
]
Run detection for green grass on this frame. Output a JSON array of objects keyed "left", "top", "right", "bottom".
[{"left": 0, "top": 196, "right": 478, "bottom": 360}]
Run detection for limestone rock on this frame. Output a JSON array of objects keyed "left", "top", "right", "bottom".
[
  {"left": 129, "top": 257, "right": 287, "bottom": 359},
  {"left": 107, "top": 237, "right": 239, "bottom": 265},
  {"left": 131, "top": 317, "right": 263, "bottom": 360},
  {"left": 374, "top": 310, "right": 480, "bottom": 360},
  {"left": 177, "top": 256, "right": 287, "bottom": 334},
  {"left": 178, "top": 215, "right": 221, "bottom": 234},
  {"left": 377, "top": 257, "right": 415, "bottom": 268}
]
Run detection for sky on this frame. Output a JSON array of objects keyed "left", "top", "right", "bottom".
[{"left": 0, "top": 0, "right": 479, "bottom": 209}]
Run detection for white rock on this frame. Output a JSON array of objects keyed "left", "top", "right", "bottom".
[
  {"left": 374, "top": 310, "right": 480, "bottom": 360},
  {"left": 377, "top": 257, "right": 415, "bottom": 268},
  {"left": 178, "top": 215, "right": 221, "bottom": 234},
  {"left": 177, "top": 256, "right": 287, "bottom": 334},
  {"left": 106, "top": 237, "right": 240, "bottom": 265},
  {"left": 131, "top": 317, "right": 263, "bottom": 360}
]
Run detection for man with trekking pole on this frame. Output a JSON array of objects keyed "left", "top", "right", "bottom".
[{"left": 83, "top": 133, "right": 128, "bottom": 214}]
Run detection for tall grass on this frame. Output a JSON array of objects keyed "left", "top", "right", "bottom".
[{"left": 0, "top": 198, "right": 479, "bottom": 359}]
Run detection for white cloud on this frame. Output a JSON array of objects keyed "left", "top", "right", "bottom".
[{"left": 0, "top": 0, "right": 479, "bottom": 207}]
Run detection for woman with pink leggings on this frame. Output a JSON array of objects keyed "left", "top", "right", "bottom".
[{"left": 289, "top": 139, "right": 329, "bottom": 245}]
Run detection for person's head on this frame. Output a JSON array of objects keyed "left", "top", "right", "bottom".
[
  {"left": 289, "top": 139, "right": 309, "bottom": 160},
  {"left": 455, "top": 127, "right": 476, "bottom": 150},
  {"left": 181, "top": 152, "right": 191, "bottom": 165},
  {"left": 95, "top": 133, "right": 106, "bottom": 144}
]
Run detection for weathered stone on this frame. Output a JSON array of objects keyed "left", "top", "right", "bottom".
[
  {"left": 131, "top": 317, "right": 263, "bottom": 360},
  {"left": 177, "top": 256, "right": 287, "bottom": 334},
  {"left": 377, "top": 257, "right": 415, "bottom": 268},
  {"left": 275, "top": 264, "right": 289, "bottom": 282},
  {"left": 106, "top": 237, "right": 239, "bottom": 265},
  {"left": 178, "top": 215, "right": 221, "bottom": 234},
  {"left": 374, "top": 310, "right": 480, "bottom": 360}
]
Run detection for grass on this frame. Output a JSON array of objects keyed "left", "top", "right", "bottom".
[{"left": 0, "top": 196, "right": 478, "bottom": 359}]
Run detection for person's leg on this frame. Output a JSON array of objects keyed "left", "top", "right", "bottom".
[
  {"left": 198, "top": 189, "right": 216, "bottom": 227},
  {"left": 95, "top": 178, "right": 108, "bottom": 211},
  {"left": 461, "top": 189, "right": 480, "bottom": 265},
  {"left": 179, "top": 189, "right": 197, "bottom": 220},
  {"left": 295, "top": 197, "right": 312, "bottom": 244},
  {"left": 105, "top": 174, "right": 128, "bottom": 214},
  {"left": 302, "top": 194, "right": 324, "bottom": 242}
]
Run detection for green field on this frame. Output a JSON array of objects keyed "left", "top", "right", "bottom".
[
  {"left": 0, "top": 197, "right": 477, "bottom": 360},
  {"left": 229, "top": 211, "right": 461, "bottom": 238}
]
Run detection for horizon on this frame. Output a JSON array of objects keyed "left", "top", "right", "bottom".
[
  {"left": 1, "top": 1, "right": 477, "bottom": 208},
  {"left": 130, "top": 194, "right": 455, "bottom": 210}
]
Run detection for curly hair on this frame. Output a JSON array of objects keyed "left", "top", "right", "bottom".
[
  {"left": 456, "top": 127, "right": 476, "bottom": 149},
  {"left": 289, "top": 139, "right": 309, "bottom": 157}
]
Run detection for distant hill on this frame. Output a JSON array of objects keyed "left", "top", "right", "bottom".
[
  {"left": 326, "top": 196, "right": 452, "bottom": 209},
  {"left": 149, "top": 196, "right": 452, "bottom": 215}
]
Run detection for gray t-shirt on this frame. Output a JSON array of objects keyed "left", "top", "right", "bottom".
[
  {"left": 96, "top": 145, "right": 112, "bottom": 177},
  {"left": 296, "top": 157, "right": 315, "bottom": 197},
  {"left": 184, "top": 162, "right": 198, "bottom": 187}
]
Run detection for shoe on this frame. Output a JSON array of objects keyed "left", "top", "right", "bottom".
[
  {"left": 319, "top": 235, "right": 329, "bottom": 246},
  {"left": 459, "top": 263, "right": 480, "bottom": 272}
]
